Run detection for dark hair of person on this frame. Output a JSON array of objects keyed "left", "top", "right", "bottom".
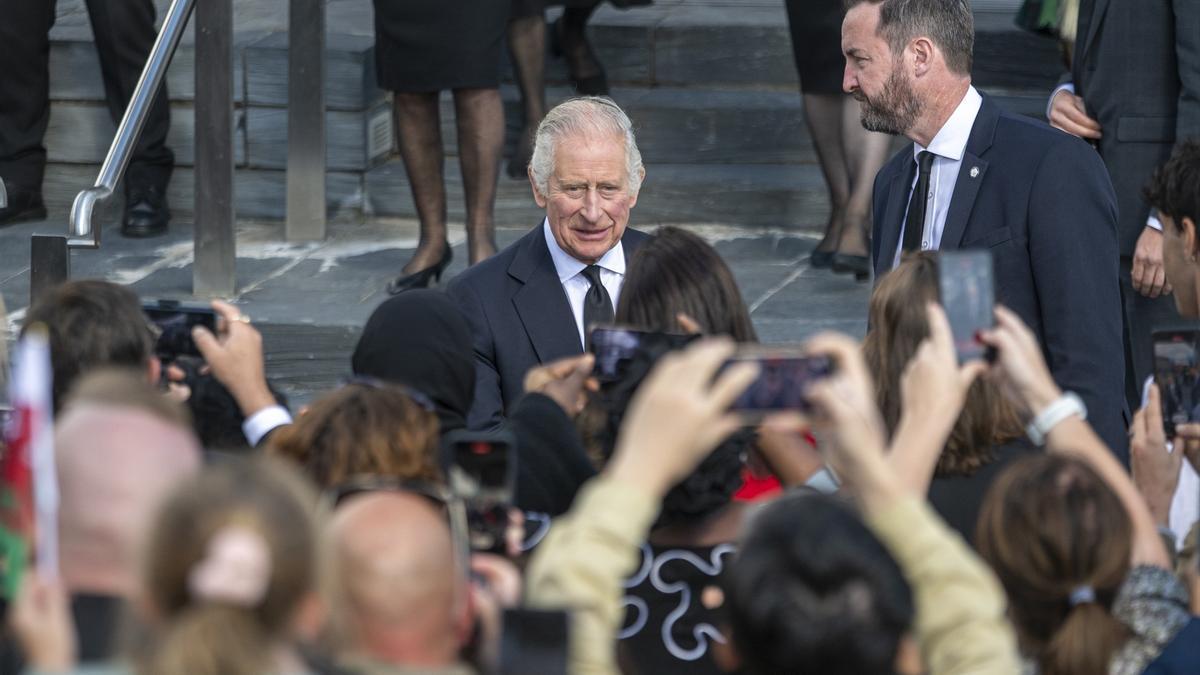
[
  {"left": 596, "top": 226, "right": 754, "bottom": 524},
  {"left": 616, "top": 226, "right": 758, "bottom": 342},
  {"left": 863, "top": 253, "right": 1024, "bottom": 475},
  {"left": 138, "top": 457, "right": 318, "bottom": 675},
  {"left": 976, "top": 454, "right": 1132, "bottom": 675},
  {"left": 726, "top": 491, "right": 915, "bottom": 674},
  {"left": 64, "top": 367, "right": 192, "bottom": 429},
  {"left": 22, "top": 280, "right": 155, "bottom": 412},
  {"left": 843, "top": 0, "right": 975, "bottom": 75},
  {"left": 1144, "top": 139, "right": 1200, "bottom": 242},
  {"left": 268, "top": 383, "right": 441, "bottom": 489}
]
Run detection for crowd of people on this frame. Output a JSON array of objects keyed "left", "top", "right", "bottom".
[{"left": 1, "top": 0, "right": 1200, "bottom": 673}]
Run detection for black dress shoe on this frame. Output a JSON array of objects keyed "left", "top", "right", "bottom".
[
  {"left": 810, "top": 250, "right": 835, "bottom": 269},
  {"left": 0, "top": 186, "right": 47, "bottom": 227},
  {"left": 831, "top": 253, "right": 871, "bottom": 282},
  {"left": 387, "top": 245, "right": 453, "bottom": 295},
  {"left": 122, "top": 185, "right": 170, "bottom": 238}
]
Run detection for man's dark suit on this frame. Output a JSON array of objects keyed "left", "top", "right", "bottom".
[
  {"left": 1071, "top": 0, "right": 1200, "bottom": 407},
  {"left": 448, "top": 224, "right": 649, "bottom": 430},
  {"left": 871, "top": 94, "right": 1129, "bottom": 460}
]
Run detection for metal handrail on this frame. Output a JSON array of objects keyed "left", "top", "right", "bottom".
[
  {"left": 68, "top": 0, "right": 196, "bottom": 249},
  {"left": 0, "top": 177, "right": 7, "bottom": 209}
]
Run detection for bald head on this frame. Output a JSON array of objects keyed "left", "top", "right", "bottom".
[
  {"left": 330, "top": 492, "right": 463, "bottom": 666},
  {"left": 56, "top": 403, "right": 202, "bottom": 595}
]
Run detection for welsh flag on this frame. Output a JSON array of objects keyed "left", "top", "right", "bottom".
[{"left": 0, "top": 326, "right": 57, "bottom": 599}]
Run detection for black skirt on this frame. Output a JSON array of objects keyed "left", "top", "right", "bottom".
[
  {"left": 784, "top": 0, "right": 846, "bottom": 94},
  {"left": 373, "top": 0, "right": 510, "bottom": 92}
]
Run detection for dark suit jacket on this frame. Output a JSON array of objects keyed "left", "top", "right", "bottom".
[
  {"left": 872, "top": 94, "right": 1129, "bottom": 460},
  {"left": 1144, "top": 618, "right": 1200, "bottom": 674},
  {"left": 448, "top": 224, "right": 649, "bottom": 430},
  {"left": 1073, "top": 0, "right": 1200, "bottom": 254}
]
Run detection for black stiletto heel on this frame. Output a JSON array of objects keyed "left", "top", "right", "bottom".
[{"left": 387, "top": 245, "right": 453, "bottom": 294}]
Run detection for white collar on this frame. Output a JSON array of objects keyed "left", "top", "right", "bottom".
[
  {"left": 913, "top": 85, "right": 983, "bottom": 162},
  {"left": 542, "top": 218, "right": 626, "bottom": 283}
]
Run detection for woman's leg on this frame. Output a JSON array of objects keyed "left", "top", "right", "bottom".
[
  {"left": 559, "top": 1, "right": 605, "bottom": 86},
  {"left": 394, "top": 91, "right": 449, "bottom": 274},
  {"left": 802, "top": 93, "right": 852, "bottom": 253},
  {"left": 836, "top": 96, "right": 893, "bottom": 257},
  {"left": 506, "top": 13, "right": 548, "bottom": 178},
  {"left": 453, "top": 87, "right": 505, "bottom": 265}
]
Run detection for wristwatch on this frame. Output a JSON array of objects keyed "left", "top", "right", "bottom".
[{"left": 1026, "top": 392, "right": 1087, "bottom": 446}]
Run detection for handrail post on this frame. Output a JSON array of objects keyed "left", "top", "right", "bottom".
[
  {"left": 286, "top": 0, "right": 327, "bottom": 241},
  {"left": 194, "top": 0, "right": 237, "bottom": 296}
]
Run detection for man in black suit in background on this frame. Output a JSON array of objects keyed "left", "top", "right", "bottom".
[
  {"left": 843, "top": 0, "right": 1128, "bottom": 458},
  {"left": 0, "top": 0, "right": 173, "bottom": 236},
  {"left": 1048, "top": 0, "right": 1199, "bottom": 409},
  {"left": 449, "top": 97, "right": 648, "bottom": 430}
]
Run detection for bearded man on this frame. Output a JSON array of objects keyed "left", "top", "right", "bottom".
[{"left": 843, "top": 0, "right": 1128, "bottom": 459}]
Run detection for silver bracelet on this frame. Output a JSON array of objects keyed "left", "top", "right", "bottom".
[{"left": 1026, "top": 392, "right": 1087, "bottom": 446}]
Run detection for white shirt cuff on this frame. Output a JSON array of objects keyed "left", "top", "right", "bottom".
[
  {"left": 1047, "top": 82, "right": 1076, "bottom": 120},
  {"left": 242, "top": 405, "right": 292, "bottom": 446},
  {"left": 1147, "top": 213, "right": 1163, "bottom": 232}
]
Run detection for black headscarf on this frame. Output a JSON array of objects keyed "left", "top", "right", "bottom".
[{"left": 351, "top": 290, "right": 475, "bottom": 435}]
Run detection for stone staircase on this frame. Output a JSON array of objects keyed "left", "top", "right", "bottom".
[{"left": 41, "top": 0, "right": 1062, "bottom": 233}]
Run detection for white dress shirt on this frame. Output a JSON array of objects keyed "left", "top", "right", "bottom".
[
  {"left": 893, "top": 86, "right": 984, "bottom": 268},
  {"left": 543, "top": 219, "right": 626, "bottom": 348}
]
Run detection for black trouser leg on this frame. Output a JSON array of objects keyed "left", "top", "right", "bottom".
[
  {"left": 1119, "top": 256, "right": 1181, "bottom": 410},
  {"left": 0, "top": 0, "right": 56, "bottom": 192},
  {"left": 85, "top": 0, "right": 174, "bottom": 191}
]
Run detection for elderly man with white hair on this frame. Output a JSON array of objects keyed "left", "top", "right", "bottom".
[{"left": 448, "top": 96, "right": 650, "bottom": 429}]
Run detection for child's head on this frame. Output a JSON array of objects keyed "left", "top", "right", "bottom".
[{"left": 1145, "top": 139, "right": 1200, "bottom": 317}]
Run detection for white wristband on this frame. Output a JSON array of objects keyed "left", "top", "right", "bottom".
[{"left": 1026, "top": 392, "right": 1087, "bottom": 446}]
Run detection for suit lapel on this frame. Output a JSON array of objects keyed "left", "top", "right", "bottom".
[
  {"left": 1075, "top": 0, "right": 1110, "bottom": 76},
  {"left": 874, "top": 160, "right": 916, "bottom": 276},
  {"left": 940, "top": 95, "right": 999, "bottom": 251},
  {"left": 509, "top": 226, "right": 585, "bottom": 360}
]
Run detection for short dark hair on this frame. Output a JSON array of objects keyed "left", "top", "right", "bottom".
[
  {"left": 846, "top": 0, "right": 975, "bottom": 75},
  {"left": 1144, "top": 139, "right": 1200, "bottom": 232},
  {"left": 616, "top": 226, "right": 758, "bottom": 342},
  {"left": 726, "top": 492, "right": 915, "bottom": 674},
  {"left": 22, "top": 280, "right": 155, "bottom": 412}
]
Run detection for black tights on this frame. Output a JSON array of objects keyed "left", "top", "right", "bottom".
[{"left": 394, "top": 88, "right": 504, "bottom": 270}]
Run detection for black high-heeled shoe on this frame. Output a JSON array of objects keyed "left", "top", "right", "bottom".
[
  {"left": 831, "top": 253, "right": 871, "bottom": 282},
  {"left": 387, "top": 245, "right": 453, "bottom": 295},
  {"left": 810, "top": 250, "right": 836, "bottom": 269},
  {"left": 550, "top": 17, "right": 610, "bottom": 96}
]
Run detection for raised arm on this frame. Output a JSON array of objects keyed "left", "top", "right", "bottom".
[{"left": 980, "top": 307, "right": 1171, "bottom": 569}]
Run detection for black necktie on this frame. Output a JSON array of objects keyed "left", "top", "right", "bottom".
[
  {"left": 903, "top": 151, "right": 936, "bottom": 254},
  {"left": 581, "top": 265, "right": 615, "bottom": 333}
]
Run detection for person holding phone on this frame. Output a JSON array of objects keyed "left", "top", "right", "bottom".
[{"left": 844, "top": 0, "right": 1128, "bottom": 459}]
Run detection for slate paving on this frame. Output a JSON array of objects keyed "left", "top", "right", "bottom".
[{"left": 0, "top": 217, "right": 870, "bottom": 405}]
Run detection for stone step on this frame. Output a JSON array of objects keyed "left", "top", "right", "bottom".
[
  {"left": 38, "top": 160, "right": 835, "bottom": 231},
  {"left": 46, "top": 5, "right": 1061, "bottom": 103}
]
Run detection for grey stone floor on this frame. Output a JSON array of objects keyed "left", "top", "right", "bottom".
[{"left": 0, "top": 216, "right": 870, "bottom": 404}]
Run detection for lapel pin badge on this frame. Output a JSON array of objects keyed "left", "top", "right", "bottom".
[{"left": 969, "top": 166, "right": 980, "bottom": 178}]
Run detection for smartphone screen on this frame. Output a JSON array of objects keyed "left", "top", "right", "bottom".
[
  {"left": 444, "top": 432, "right": 515, "bottom": 556},
  {"left": 1152, "top": 328, "right": 1200, "bottom": 438},
  {"left": 728, "top": 352, "right": 835, "bottom": 416},
  {"left": 499, "top": 608, "right": 570, "bottom": 675},
  {"left": 589, "top": 327, "right": 695, "bottom": 382},
  {"left": 938, "top": 250, "right": 995, "bottom": 363},
  {"left": 142, "top": 301, "right": 218, "bottom": 361}
]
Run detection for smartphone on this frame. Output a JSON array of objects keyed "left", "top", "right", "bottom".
[
  {"left": 1151, "top": 328, "right": 1200, "bottom": 437},
  {"left": 938, "top": 250, "right": 995, "bottom": 363},
  {"left": 728, "top": 350, "right": 835, "bottom": 417},
  {"left": 442, "top": 430, "right": 516, "bottom": 556},
  {"left": 589, "top": 326, "right": 697, "bottom": 383},
  {"left": 498, "top": 608, "right": 570, "bottom": 675},
  {"left": 142, "top": 300, "right": 217, "bottom": 361}
]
